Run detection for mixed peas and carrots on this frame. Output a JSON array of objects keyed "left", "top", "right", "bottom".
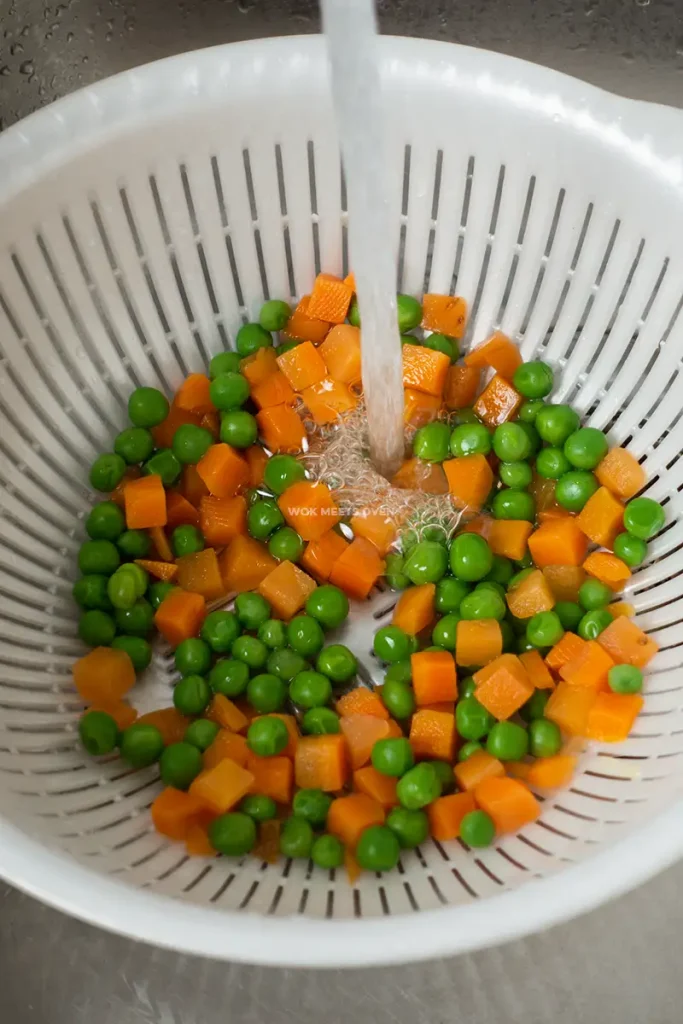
[{"left": 73, "top": 272, "right": 663, "bottom": 876}]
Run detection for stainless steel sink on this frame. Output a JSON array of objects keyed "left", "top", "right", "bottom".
[{"left": 2, "top": 1, "right": 683, "bottom": 1020}]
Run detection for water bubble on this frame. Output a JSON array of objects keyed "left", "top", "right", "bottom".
[
  {"left": 9, "top": 42, "right": 24, "bottom": 55},
  {"left": 66, "top": 31, "right": 74, "bottom": 41},
  {"left": 0, "top": 66, "right": 9, "bottom": 76},
  {"left": 19, "top": 60, "right": 34, "bottom": 75},
  {"left": 20, "top": 25, "right": 29, "bottom": 36},
  {"left": 634, "top": 0, "right": 650, "bottom": 6}
]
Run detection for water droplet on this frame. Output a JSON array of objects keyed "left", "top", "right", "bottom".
[
  {"left": 124, "top": 17, "right": 135, "bottom": 30},
  {"left": 66, "top": 31, "right": 74, "bottom": 41},
  {"left": 9, "top": 42, "right": 24, "bottom": 55},
  {"left": 20, "top": 25, "right": 29, "bottom": 36},
  {"left": 19, "top": 60, "right": 34, "bottom": 75},
  {"left": 0, "top": 66, "right": 10, "bottom": 76},
  {"left": 105, "top": 30, "right": 112, "bottom": 41},
  {"left": 82, "top": 55, "right": 89, "bottom": 63},
  {"left": 635, "top": 0, "right": 650, "bottom": 6},
  {"left": 45, "top": 31, "right": 52, "bottom": 39},
  {"left": 237, "top": 0, "right": 254, "bottom": 11}
]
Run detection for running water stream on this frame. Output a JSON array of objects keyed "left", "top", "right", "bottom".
[{"left": 320, "top": 0, "right": 404, "bottom": 480}]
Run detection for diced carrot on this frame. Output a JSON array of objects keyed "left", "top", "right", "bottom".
[
  {"left": 109, "top": 467, "right": 141, "bottom": 507},
  {"left": 350, "top": 508, "right": 398, "bottom": 556},
  {"left": 443, "top": 364, "right": 481, "bottom": 410},
  {"left": 584, "top": 692, "right": 644, "bottom": 742},
  {"left": 411, "top": 650, "right": 457, "bottom": 706},
  {"left": 175, "top": 373, "right": 214, "bottom": 416},
  {"left": 337, "top": 688, "right": 389, "bottom": 720},
  {"left": 538, "top": 506, "right": 572, "bottom": 523},
  {"left": 344, "top": 272, "right": 356, "bottom": 292},
  {"left": 528, "top": 518, "right": 589, "bottom": 569},
  {"left": 245, "top": 445, "right": 269, "bottom": 487},
  {"left": 443, "top": 454, "right": 494, "bottom": 511},
  {"left": 281, "top": 295, "right": 331, "bottom": 345},
  {"left": 302, "top": 378, "right": 358, "bottom": 425},
  {"left": 306, "top": 273, "right": 354, "bottom": 324},
  {"left": 519, "top": 650, "right": 555, "bottom": 690},
  {"left": 542, "top": 565, "right": 586, "bottom": 603},
  {"left": 199, "top": 494, "right": 247, "bottom": 547},
  {"left": 148, "top": 526, "right": 174, "bottom": 563},
  {"left": 90, "top": 700, "right": 138, "bottom": 730},
  {"left": 506, "top": 569, "right": 555, "bottom": 618},
  {"left": 166, "top": 491, "right": 201, "bottom": 530},
  {"left": 137, "top": 707, "right": 191, "bottom": 745},
  {"left": 583, "top": 552, "right": 631, "bottom": 591},
  {"left": 526, "top": 755, "right": 577, "bottom": 789},
  {"left": 179, "top": 464, "right": 209, "bottom": 507},
  {"left": 278, "top": 481, "right": 340, "bottom": 542},
  {"left": 545, "top": 681, "right": 597, "bottom": 736},
  {"left": 392, "top": 583, "right": 436, "bottom": 635},
  {"left": 545, "top": 632, "right": 587, "bottom": 673},
  {"left": 402, "top": 344, "right": 450, "bottom": 396},
  {"left": 219, "top": 534, "right": 277, "bottom": 592},
  {"left": 340, "top": 715, "right": 390, "bottom": 769},
  {"left": 319, "top": 324, "right": 362, "bottom": 385},
  {"left": 134, "top": 559, "right": 178, "bottom": 582},
  {"left": 345, "top": 847, "right": 363, "bottom": 884},
  {"left": 461, "top": 515, "right": 494, "bottom": 540},
  {"left": 392, "top": 457, "right": 448, "bottom": 495},
  {"left": 488, "top": 520, "right": 533, "bottom": 561},
  {"left": 327, "top": 793, "right": 385, "bottom": 848},
  {"left": 474, "top": 776, "right": 540, "bottom": 833},
  {"left": 151, "top": 788, "right": 206, "bottom": 840},
  {"left": 152, "top": 402, "right": 201, "bottom": 450},
  {"left": 454, "top": 750, "right": 505, "bottom": 792},
  {"left": 254, "top": 819, "right": 281, "bottom": 864},
  {"left": 456, "top": 619, "right": 503, "bottom": 667},
  {"left": 473, "top": 654, "right": 534, "bottom": 720},
  {"left": 464, "top": 332, "right": 522, "bottom": 380},
  {"left": 200, "top": 410, "right": 221, "bottom": 440},
  {"left": 301, "top": 530, "right": 349, "bottom": 581},
  {"left": 257, "top": 560, "right": 317, "bottom": 619},
  {"left": 329, "top": 536, "right": 385, "bottom": 599},
  {"left": 352, "top": 766, "right": 399, "bottom": 809},
  {"left": 608, "top": 601, "right": 636, "bottom": 619},
  {"left": 154, "top": 589, "right": 206, "bottom": 647},
  {"left": 428, "top": 792, "right": 477, "bottom": 841},
  {"left": 277, "top": 340, "right": 328, "bottom": 391},
  {"left": 421, "top": 294, "right": 467, "bottom": 338},
  {"left": 504, "top": 760, "right": 531, "bottom": 781},
  {"left": 294, "top": 734, "right": 348, "bottom": 791},
  {"left": 386, "top": 719, "right": 404, "bottom": 739},
  {"left": 196, "top": 443, "right": 250, "bottom": 498},
  {"left": 176, "top": 548, "right": 225, "bottom": 600},
  {"left": 595, "top": 447, "right": 646, "bottom": 501},
  {"left": 185, "top": 820, "right": 217, "bottom": 857},
  {"left": 403, "top": 388, "right": 442, "bottom": 428},
  {"left": 246, "top": 753, "right": 293, "bottom": 804},
  {"left": 559, "top": 640, "right": 615, "bottom": 691},
  {"left": 473, "top": 374, "right": 523, "bottom": 426},
  {"left": 205, "top": 694, "right": 249, "bottom": 733},
  {"left": 251, "top": 371, "right": 296, "bottom": 410},
  {"left": 240, "top": 346, "right": 278, "bottom": 387},
  {"left": 530, "top": 473, "right": 560, "bottom": 516},
  {"left": 257, "top": 406, "right": 306, "bottom": 453},
  {"left": 124, "top": 475, "right": 167, "bottom": 530},
  {"left": 203, "top": 729, "right": 249, "bottom": 770},
  {"left": 73, "top": 647, "right": 136, "bottom": 704},
  {"left": 409, "top": 709, "right": 456, "bottom": 761},
  {"left": 596, "top": 615, "right": 658, "bottom": 668},
  {"left": 577, "top": 487, "right": 624, "bottom": 549},
  {"left": 419, "top": 702, "right": 455, "bottom": 715},
  {"left": 189, "top": 758, "right": 255, "bottom": 814}
]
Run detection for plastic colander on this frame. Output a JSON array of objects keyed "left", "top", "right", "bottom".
[{"left": 1, "top": 36, "right": 683, "bottom": 968}]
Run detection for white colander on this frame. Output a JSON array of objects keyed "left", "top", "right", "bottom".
[{"left": 1, "top": 35, "right": 683, "bottom": 968}]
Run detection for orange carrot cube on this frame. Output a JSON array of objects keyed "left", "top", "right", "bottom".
[
  {"left": 392, "top": 457, "right": 448, "bottom": 494},
  {"left": 154, "top": 589, "right": 206, "bottom": 647},
  {"left": 545, "top": 681, "right": 597, "bottom": 736},
  {"left": 596, "top": 615, "right": 658, "bottom": 668},
  {"left": 251, "top": 371, "right": 296, "bottom": 410},
  {"left": 577, "top": 486, "right": 625, "bottom": 549},
  {"left": 73, "top": 647, "right": 136, "bottom": 704},
  {"left": 353, "top": 766, "right": 399, "bottom": 809},
  {"left": 199, "top": 494, "right": 247, "bottom": 547},
  {"left": 295, "top": 734, "right": 348, "bottom": 791},
  {"left": 402, "top": 344, "right": 450, "bottom": 397},
  {"left": 428, "top": 792, "right": 477, "bottom": 841},
  {"left": 281, "top": 295, "right": 331, "bottom": 345},
  {"left": 277, "top": 340, "right": 327, "bottom": 391},
  {"left": 411, "top": 650, "right": 458, "bottom": 706},
  {"left": 559, "top": 640, "right": 615, "bottom": 691},
  {"left": 189, "top": 758, "right": 255, "bottom": 814},
  {"left": 124, "top": 474, "right": 167, "bottom": 530},
  {"left": 528, "top": 517, "right": 589, "bottom": 569},
  {"left": 176, "top": 548, "right": 225, "bottom": 600},
  {"left": 519, "top": 649, "right": 555, "bottom": 690},
  {"left": 278, "top": 480, "right": 341, "bottom": 541},
  {"left": 443, "top": 364, "right": 480, "bottom": 410},
  {"left": 595, "top": 447, "right": 646, "bottom": 501},
  {"left": 584, "top": 692, "right": 643, "bottom": 742},
  {"left": 329, "top": 536, "right": 385, "bottom": 599},
  {"left": 301, "top": 530, "right": 349, "bottom": 581},
  {"left": 349, "top": 508, "right": 398, "bottom": 555},
  {"left": 542, "top": 565, "right": 586, "bottom": 603},
  {"left": 473, "top": 374, "right": 523, "bottom": 426},
  {"left": 327, "top": 793, "right": 385, "bottom": 847},
  {"left": 302, "top": 377, "right": 358, "bottom": 425},
  {"left": 319, "top": 324, "right": 362, "bottom": 385},
  {"left": 506, "top": 569, "right": 555, "bottom": 619},
  {"left": 257, "top": 560, "right": 317, "bottom": 619},
  {"left": 392, "top": 583, "right": 436, "bottom": 635},
  {"left": 454, "top": 750, "right": 505, "bottom": 792},
  {"left": 175, "top": 373, "right": 214, "bottom": 415},
  {"left": 545, "top": 632, "right": 587, "bottom": 673},
  {"left": 464, "top": 332, "right": 522, "bottom": 380},
  {"left": 474, "top": 776, "right": 540, "bottom": 833},
  {"left": 456, "top": 619, "right": 503, "bottom": 667},
  {"left": 240, "top": 346, "right": 279, "bottom": 387},
  {"left": 219, "top": 534, "right": 277, "bottom": 592},
  {"left": 403, "top": 388, "right": 442, "bottom": 428},
  {"left": 489, "top": 520, "right": 533, "bottom": 561},
  {"left": 256, "top": 405, "right": 306, "bottom": 452},
  {"left": 306, "top": 273, "right": 354, "bottom": 324},
  {"left": 196, "top": 443, "right": 250, "bottom": 498},
  {"left": 473, "top": 654, "right": 534, "bottom": 720},
  {"left": 583, "top": 552, "right": 631, "bottom": 591},
  {"left": 421, "top": 294, "right": 467, "bottom": 338},
  {"left": 409, "top": 709, "right": 456, "bottom": 761},
  {"left": 443, "top": 454, "right": 494, "bottom": 511}
]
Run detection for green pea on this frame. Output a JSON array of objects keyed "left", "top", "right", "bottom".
[
  {"left": 301, "top": 707, "right": 341, "bottom": 734},
  {"left": 78, "top": 540, "right": 121, "bottom": 577},
  {"left": 460, "top": 810, "right": 495, "bottom": 848},
  {"left": 89, "top": 453, "right": 126, "bottom": 492},
  {"left": 423, "top": 332, "right": 457, "bottom": 361},
  {"left": 119, "top": 723, "right": 164, "bottom": 768},
  {"left": 209, "top": 812, "right": 256, "bottom": 856},
  {"left": 608, "top": 664, "right": 643, "bottom": 694},
  {"left": 305, "top": 585, "right": 349, "bottom": 630},
  {"left": 85, "top": 501, "right": 126, "bottom": 541},
  {"left": 248, "top": 499, "right": 284, "bottom": 540},
  {"left": 111, "top": 636, "right": 152, "bottom": 671},
  {"left": 106, "top": 570, "right": 137, "bottom": 611},
  {"left": 114, "top": 427, "right": 155, "bottom": 465},
  {"left": 172, "top": 424, "right": 214, "bottom": 465},
  {"left": 175, "top": 638, "right": 212, "bottom": 677},
  {"left": 287, "top": 615, "right": 325, "bottom": 658},
  {"left": 578, "top": 608, "right": 613, "bottom": 641},
  {"left": 413, "top": 422, "right": 451, "bottom": 463},
  {"left": 348, "top": 298, "right": 361, "bottom": 326},
  {"left": 372, "top": 626, "right": 410, "bottom": 664},
  {"left": 172, "top": 524, "right": 205, "bottom": 557},
  {"left": 449, "top": 422, "right": 492, "bottom": 458},
  {"left": 209, "top": 658, "right": 250, "bottom": 697},
  {"left": 209, "top": 351, "right": 242, "bottom": 378},
  {"left": 311, "top": 834, "right": 344, "bottom": 869},
  {"left": 148, "top": 581, "right": 176, "bottom": 610},
  {"left": 209, "top": 372, "right": 250, "bottom": 412},
  {"left": 535, "top": 404, "right": 580, "bottom": 446},
  {"left": 486, "top": 721, "right": 528, "bottom": 761},
  {"left": 386, "top": 807, "right": 429, "bottom": 849},
  {"left": 500, "top": 618, "right": 516, "bottom": 652},
  {"left": 555, "top": 471, "right": 599, "bottom": 512},
  {"left": 292, "top": 788, "right": 332, "bottom": 827},
  {"left": 396, "top": 293, "right": 422, "bottom": 332},
  {"left": 263, "top": 454, "right": 306, "bottom": 495},
  {"left": 117, "top": 561, "right": 149, "bottom": 597},
  {"left": 459, "top": 589, "right": 506, "bottom": 622},
  {"left": 456, "top": 696, "right": 494, "bottom": 741},
  {"left": 526, "top": 611, "right": 564, "bottom": 649},
  {"left": 518, "top": 399, "right": 546, "bottom": 423},
  {"left": 623, "top": 497, "right": 666, "bottom": 540},
  {"left": 492, "top": 423, "right": 532, "bottom": 462},
  {"left": 485, "top": 554, "right": 515, "bottom": 582},
  {"left": 159, "top": 742, "right": 203, "bottom": 789},
  {"left": 220, "top": 410, "right": 258, "bottom": 449},
  {"left": 235, "top": 322, "right": 273, "bottom": 358},
  {"left": 173, "top": 674, "right": 211, "bottom": 716},
  {"left": 232, "top": 635, "right": 269, "bottom": 670},
  {"left": 404, "top": 541, "right": 448, "bottom": 585},
  {"left": 491, "top": 489, "right": 535, "bottom": 521},
  {"left": 520, "top": 689, "right": 550, "bottom": 722},
  {"left": 128, "top": 387, "right": 169, "bottom": 428},
  {"left": 117, "top": 529, "right": 151, "bottom": 558},
  {"left": 201, "top": 610, "right": 241, "bottom": 653},
  {"left": 396, "top": 762, "right": 441, "bottom": 810},
  {"left": 247, "top": 716, "right": 289, "bottom": 757},
  {"left": 259, "top": 299, "right": 292, "bottom": 332},
  {"left": 73, "top": 575, "right": 113, "bottom": 612},
  {"left": 613, "top": 532, "right": 647, "bottom": 567},
  {"left": 246, "top": 671, "right": 288, "bottom": 713},
  {"left": 144, "top": 449, "right": 181, "bottom": 486},
  {"left": 79, "top": 710, "right": 119, "bottom": 756},
  {"left": 449, "top": 533, "right": 493, "bottom": 581},
  {"left": 431, "top": 613, "right": 459, "bottom": 651},
  {"left": 379, "top": 677, "right": 415, "bottom": 719},
  {"left": 563, "top": 428, "right": 608, "bottom": 470},
  {"left": 240, "top": 794, "right": 278, "bottom": 822},
  {"left": 579, "top": 579, "right": 612, "bottom": 611},
  {"left": 267, "top": 647, "right": 309, "bottom": 682},
  {"left": 356, "top": 824, "right": 401, "bottom": 872},
  {"left": 371, "top": 737, "right": 414, "bottom": 778},
  {"left": 435, "top": 577, "right": 470, "bottom": 614},
  {"left": 268, "top": 526, "right": 304, "bottom": 562},
  {"left": 458, "top": 740, "right": 483, "bottom": 761},
  {"left": 458, "top": 676, "right": 477, "bottom": 699},
  {"left": 498, "top": 461, "right": 533, "bottom": 489},
  {"left": 554, "top": 601, "right": 584, "bottom": 632},
  {"left": 257, "top": 618, "right": 288, "bottom": 649},
  {"left": 424, "top": 760, "right": 453, "bottom": 794},
  {"left": 184, "top": 719, "right": 220, "bottom": 751},
  {"left": 535, "top": 447, "right": 571, "bottom": 480},
  {"left": 234, "top": 592, "right": 270, "bottom": 632},
  {"left": 316, "top": 644, "right": 358, "bottom": 684},
  {"left": 78, "top": 609, "right": 116, "bottom": 646},
  {"left": 114, "top": 599, "right": 154, "bottom": 637},
  {"left": 513, "top": 360, "right": 554, "bottom": 399},
  {"left": 385, "top": 552, "right": 410, "bottom": 590},
  {"left": 529, "top": 718, "right": 562, "bottom": 757},
  {"left": 280, "top": 816, "right": 314, "bottom": 859}
]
